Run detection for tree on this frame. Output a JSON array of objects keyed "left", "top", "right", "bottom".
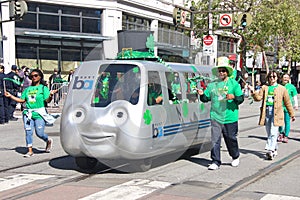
[{"left": 188, "top": 0, "right": 300, "bottom": 75}]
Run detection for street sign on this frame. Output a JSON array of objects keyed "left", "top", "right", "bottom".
[
  {"left": 203, "top": 35, "right": 213, "bottom": 46},
  {"left": 219, "top": 13, "right": 233, "bottom": 28},
  {"left": 203, "top": 35, "right": 216, "bottom": 56}
]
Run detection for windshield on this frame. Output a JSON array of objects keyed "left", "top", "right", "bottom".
[{"left": 91, "top": 64, "right": 141, "bottom": 107}]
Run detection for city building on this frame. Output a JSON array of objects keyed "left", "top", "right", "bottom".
[{"left": 0, "top": 0, "right": 241, "bottom": 79}]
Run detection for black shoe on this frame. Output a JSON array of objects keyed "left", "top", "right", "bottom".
[{"left": 10, "top": 117, "right": 18, "bottom": 121}]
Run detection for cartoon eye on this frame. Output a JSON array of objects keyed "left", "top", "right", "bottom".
[
  {"left": 112, "top": 107, "right": 128, "bottom": 126},
  {"left": 71, "top": 108, "right": 86, "bottom": 124}
]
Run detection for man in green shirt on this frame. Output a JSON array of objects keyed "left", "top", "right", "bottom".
[
  {"left": 278, "top": 73, "right": 298, "bottom": 143},
  {"left": 197, "top": 57, "right": 244, "bottom": 170}
]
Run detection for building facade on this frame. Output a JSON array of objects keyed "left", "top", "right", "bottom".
[
  {"left": 1, "top": 0, "right": 242, "bottom": 79},
  {"left": 1, "top": 0, "right": 192, "bottom": 75}
]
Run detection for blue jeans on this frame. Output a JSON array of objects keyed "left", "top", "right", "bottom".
[
  {"left": 23, "top": 115, "right": 48, "bottom": 147},
  {"left": 210, "top": 120, "right": 240, "bottom": 166},
  {"left": 265, "top": 106, "right": 278, "bottom": 151}
]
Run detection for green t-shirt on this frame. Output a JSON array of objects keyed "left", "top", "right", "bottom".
[
  {"left": 204, "top": 78, "right": 243, "bottom": 124},
  {"left": 283, "top": 83, "right": 298, "bottom": 111},
  {"left": 266, "top": 84, "right": 278, "bottom": 106},
  {"left": 21, "top": 84, "right": 50, "bottom": 119}
]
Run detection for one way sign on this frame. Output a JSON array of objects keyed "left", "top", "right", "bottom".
[{"left": 219, "top": 13, "right": 233, "bottom": 28}]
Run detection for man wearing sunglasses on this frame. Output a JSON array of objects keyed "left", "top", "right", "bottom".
[{"left": 197, "top": 57, "right": 244, "bottom": 170}]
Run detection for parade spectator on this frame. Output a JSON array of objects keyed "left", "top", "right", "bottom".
[
  {"left": 4, "top": 65, "right": 21, "bottom": 121},
  {"left": 18, "top": 65, "right": 26, "bottom": 83},
  {"left": 0, "top": 65, "right": 8, "bottom": 124},
  {"left": 5, "top": 69, "right": 57, "bottom": 157},
  {"left": 20, "top": 67, "right": 32, "bottom": 111},
  {"left": 67, "top": 69, "right": 74, "bottom": 82},
  {"left": 229, "top": 54, "right": 243, "bottom": 87},
  {"left": 277, "top": 74, "right": 298, "bottom": 143},
  {"left": 49, "top": 68, "right": 62, "bottom": 106},
  {"left": 249, "top": 70, "right": 295, "bottom": 160},
  {"left": 197, "top": 57, "right": 244, "bottom": 170}
]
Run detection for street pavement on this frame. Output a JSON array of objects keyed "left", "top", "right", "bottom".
[{"left": 0, "top": 97, "right": 300, "bottom": 200}]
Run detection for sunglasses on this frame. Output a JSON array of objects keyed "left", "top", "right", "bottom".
[
  {"left": 29, "top": 74, "right": 40, "bottom": 79},
  {"left": 269, "top": 76, "right": 277, "bottom": 79},
  {"left": 218, "top": 69, "right": 227, "bottom": 73}
]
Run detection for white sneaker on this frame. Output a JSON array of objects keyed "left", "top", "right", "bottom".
[
  {"left": 273, "top": 150, "right": 278, "bottom": 157},
  {"left": 231, "top": 158, "right": 240, "bottom": 167},
  {"left": 208, "top": 163, "right": 219, "bottom": 170}
]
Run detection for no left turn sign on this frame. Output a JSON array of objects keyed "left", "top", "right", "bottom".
[{"left": 219, "top": 13, "right": 233, "bottom": 28}]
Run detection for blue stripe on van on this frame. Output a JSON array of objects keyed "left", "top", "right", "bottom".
[{"left": 163, "top": 119, "right": 211, "bottom": 136}]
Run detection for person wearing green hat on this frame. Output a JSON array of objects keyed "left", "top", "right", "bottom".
[{"left": 197, "top": 56, "right": 244, "bottom": 170}]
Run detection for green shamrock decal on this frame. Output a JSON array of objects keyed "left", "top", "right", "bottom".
[
  {"left": 143, "top": 109, "right": 152, "bottom": 125},
  {"left": 146, "top": 34, "right": 155, "bottom": 52},
  {"left": 133, "top": 67, "right": 139, "bottom": 73}
]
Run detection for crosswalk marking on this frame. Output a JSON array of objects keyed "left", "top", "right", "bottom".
[
  {"left": 0, "top": 174, "right": 55, "bottom": 192},
  {"left": 79, "top": 179, "right": 171, "bottom": 200},
  {"left": 261, "top": 194, "right": 300, "bottom": 200}
]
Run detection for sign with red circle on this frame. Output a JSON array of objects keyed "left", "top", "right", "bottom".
[
  {"left": 203, "top": 35, "right": 214, "bottom": 46},
  {"left": 219, "top": 13, "right": 233, "bottom": 28}
]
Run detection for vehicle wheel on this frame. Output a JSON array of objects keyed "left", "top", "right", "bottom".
[{"left": 75, "top": 157, "right": 98, "bottom": 170}]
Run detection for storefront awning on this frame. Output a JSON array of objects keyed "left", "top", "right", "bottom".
[{"left": 16, "top": 28, "right": 112, "bottom": 41}]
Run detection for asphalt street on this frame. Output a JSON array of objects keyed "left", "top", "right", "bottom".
[{"left": 0, "top": 97, "right": 300, "bottom": 200}]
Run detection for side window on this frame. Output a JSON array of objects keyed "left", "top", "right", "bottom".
[
  {"left": 93, "top": 71, "right": 111, "bottom": 105},
  {"left": 147, "top": 71, "right": 163, "bottom": 106},
  {"left": 185, "top": 72, "right": 199, "bottom": 103},
  {"left": 165, "top": 72, "right": 182, "bottom": 104}
]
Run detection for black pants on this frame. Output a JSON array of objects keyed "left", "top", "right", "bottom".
[
  {"left": 210, "top": 120, "right": 240, "bottom": 166},
  {"left": 5, "top": 91, "right": 17, "bottom": 119}
]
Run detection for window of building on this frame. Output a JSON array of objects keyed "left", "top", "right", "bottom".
[
  {"left": 122, "top": 14, "right": 150, "bottom": 31},
  {"left": 15, "top": 2, "right": 102, "bottom": 34},
  {"left": 39, "top": 14, "right": 59, "bottom": 30},
  {"left": 16, "top": 44, "right": 37, "bottom": 59},
  {"left": 61, "top": 16, "right": 80, "bottom": 32}
]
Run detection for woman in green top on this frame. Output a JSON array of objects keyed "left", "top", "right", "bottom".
[
  {"left": 278, "top": 74, "right": 298, "bottom": 143},
  {"left": 250, "top": 71, "right": 295, "bottom": 160},
  {"left": 5, "top": 69, "right": 56, "bottom": 157}
]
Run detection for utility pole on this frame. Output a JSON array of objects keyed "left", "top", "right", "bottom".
[
  {"left": 0, "top": 0, "right": 28, "bottom": 65},
  {"left": 0, "top": 5, "right": 3, "bottom": 63},
  {"left": 208, "top": 0, "right": 213, "bottom": 35}
]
